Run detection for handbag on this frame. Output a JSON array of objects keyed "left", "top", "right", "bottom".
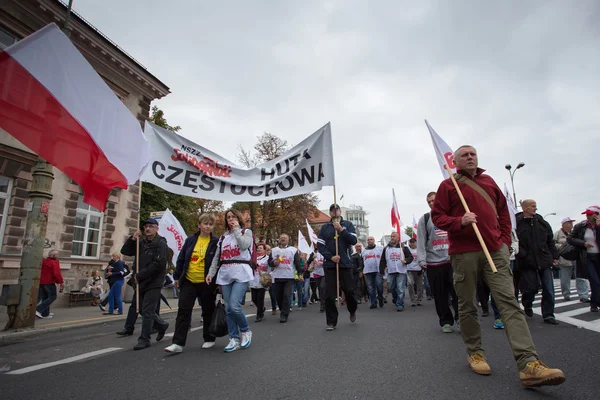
[
  {"left": 208, "top": 295, "right": 228, "bottom": 337},
  {"left": 259, "top": 272, "right": 272, "bottom": 289}
]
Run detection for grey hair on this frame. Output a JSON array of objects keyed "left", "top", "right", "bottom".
[
  {"left": 454, "top": 145, "right": 477, "bottom": 158},
  {"left": 48, "top": 249, "right": 59, "bottom": 256}
]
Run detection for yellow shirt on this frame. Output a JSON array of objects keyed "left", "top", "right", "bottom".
[{"left": 186, "top": 235, "right": 210, "bottom": 283}]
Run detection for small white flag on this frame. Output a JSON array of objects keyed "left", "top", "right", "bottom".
[
  {"left": 425, "top": 119, "right": 457, "bottom": 179},
  {"left": 503, "top": 183, "right": 517, "bottom": 229},
  {"left": 305, "top": 218, "right": 318, "bottom": 246},
  {"left": 298, "top": 230, "right": 314, "bottom": 255},
  {"left": 158, "top": 209, "right": 187, "bottom": 265}
]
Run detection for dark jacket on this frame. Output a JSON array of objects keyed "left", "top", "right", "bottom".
[
  {"left": 106, "top": 259, "right": 125, "bottom": 285},
  {"left": 317, "top": 217, "right": 358, "bottom": 268},
  {"left": 379, "top": 244, "right": 414, "bottom": 274},
  {"left": 567, "top": 221, "right": 600, "bottom": 279},
  {"left": 121, "top": 234, "right": 168, "bottom": 292},
  {"left": 515, "top": 213, "right": 558, "bottom": 270},
  {"left": 173, "top": 232, "right": 219, "bottom": 285},
  {"left": 352, "top": 252, "right": 364, "bottom": 274}
]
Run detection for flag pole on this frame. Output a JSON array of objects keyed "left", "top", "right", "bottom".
[
  {"left": 444, "top": 165, "right": 498, "bottom": 273},
  {"left": 135, "top": 181, "right": 143, "bottom": 313},
  {"left": 333, "top": 185, "right": 340, "bottom": 308}
]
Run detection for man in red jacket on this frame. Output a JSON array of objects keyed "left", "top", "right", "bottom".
[
  {"left": 36, "top": 249, "right": 64, "bottom": 319},
  {"left": 431, "top": 145, "right": 565, "bottom": 388}
]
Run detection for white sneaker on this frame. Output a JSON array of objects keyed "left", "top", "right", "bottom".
[
  {"left": 224, "top": 338, "right": 240, "bottom": 352},
  {"left": 164, "top": 344, "right": 183, "bottom": 353},
  {"left": 49, "top": 313, "right": 54, "bottom": 317},
  {"left": 35, "top": 311, "right": 43, "bottom": 319},
  {"left": 240, "top": 331, "right": 252, "bottom": 349},
  {"left": 202, "top": 342, "right": 215, "bottom": 349}
]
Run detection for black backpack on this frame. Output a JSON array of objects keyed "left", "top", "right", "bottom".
[{"left": 558, "top": 243, "right": 578, "bottom": 261}]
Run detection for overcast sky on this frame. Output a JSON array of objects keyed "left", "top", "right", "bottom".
[{"left": 73, "top": 0, "right": 599, "bottom": 240}]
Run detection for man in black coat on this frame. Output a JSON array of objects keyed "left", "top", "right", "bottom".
[
  {"left": 117, "top": 218, "right": 170, "bottom": 350},
  {"left": 516, "top": 200, "right": 559, "bottom": 325}
]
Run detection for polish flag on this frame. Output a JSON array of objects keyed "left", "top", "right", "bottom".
[
  {"left": 412, "top": 215, "right": 418, "bottom": 239},
  {"left": 0, "top": 24, "right": 150, "bottom": 211},
  {"left": 425, "top": 120, "right": 456, "bottom": 179},
  {"left": 391, "top": 189, "right": 401, "bottom": 237},
  {"left": 305, "top": 218, "right": 318, "bottom": 247},
  {"left": 503, "top": 183, "right": 517, "bottom": 229}
]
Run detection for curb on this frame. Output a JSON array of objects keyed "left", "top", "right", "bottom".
[{"left": 0, "top": 308, "right": 180, "bottom": 345}]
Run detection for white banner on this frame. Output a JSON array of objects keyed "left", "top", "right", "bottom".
[
  {"left": 298, "top": 230, "right": 314, "bottom": 255},
  {"left": 142, "top": 121, "right": 335, "bottom": 201},
  {"left": 425, "top": 119, "right": 456, "bottom": 179},
  {"left": 158, "top": 208, "right": 187, "bottom": 265},
  {"left": 305, "top": 218, "right": 318, "bottom": 246}
]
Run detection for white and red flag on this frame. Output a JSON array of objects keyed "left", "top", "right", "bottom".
[
  {"left": 0, "top": 24, "right": 150, "bottom": 211},
  {"left": 158, "top": 209, "right": 187, "bottom": 266},
  {"left": 412, "top": 215, "right": 419, "bottom": 239},
  {"left": 305, "top": 218, "right": 318, "bottom": 246},
  {"left": 503, "top": 183, "right": 518, "bottom": 229},
  {"left": 425, "top": 120, "right": 456, "bottom": 179},
  {"left": 391, "top": 189, "right": 402, "bottom": 237},
  {"left": 298, "top": 230, "right": 314, "bottom": 255}
]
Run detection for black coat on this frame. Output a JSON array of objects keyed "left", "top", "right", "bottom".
[
  {"left": 317, "top": 217, "right": 358, "bottom": 269},
  {"left": 352, "top": 252, "right": 364, "bottom": 274},
  {"left": 567, "top": 221, "right": 600, "bottom": 279},
  {"left": 515, "top": 213, "right": 558, "bottom": 270},
  {"left": 174, "top": 232, "right": 219, "bottom": 286},
  {"left": 121, "top": 234, "right": 168, "bottom": 292}
]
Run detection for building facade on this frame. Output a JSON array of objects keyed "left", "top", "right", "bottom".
[
  {"left": 0, "top": 0, "right": 169, "bottom": 292},
  {"left": 341, "top": 205, "right": 369, "bottom": 244}
]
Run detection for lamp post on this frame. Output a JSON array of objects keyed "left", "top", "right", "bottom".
[
  {"left": 505, "top": 162, "right": 525, "bottom": 206},
  {"left": 544, "top": 213, "right": 557, "bottom": 219}
]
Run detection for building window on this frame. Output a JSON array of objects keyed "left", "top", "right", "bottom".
[
  {"left": 0, "top": 28, "right": 17, "bottom": 50},
  {"left": 0, "top": 176, "right": 13, "bottom": 242},
  {"left": 72, "top": 198, "right": 103, "bottom": 258}
]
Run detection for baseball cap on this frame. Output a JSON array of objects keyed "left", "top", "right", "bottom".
[
  {"left": 329, "top": 203, "right": 341, "bottom": 211},
  {"left": 581, "top": 206, "right": 600, "bottom": 215},
  {"left": 142, "top": 218, "right": 159, "bottom": 226},
  {"left": 560, "top": 217, "right": 575, "bottom": 224}
]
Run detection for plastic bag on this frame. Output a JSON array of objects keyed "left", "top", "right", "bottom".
[{"left": 209, "top": 295, "right": 228, "bottom": 337}]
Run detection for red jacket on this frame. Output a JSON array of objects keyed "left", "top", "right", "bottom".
[
  {"left": 39, "top": 258, "right": 64, "bottom": 285},
  {"left": 431, "top": 168, "right": 511, "bottom": 255}
]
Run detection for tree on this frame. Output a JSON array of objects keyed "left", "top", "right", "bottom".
[
  {"left": 140, "top": 107, "right": 224, "bottom": 234},
  {"left": 404, "top": 226, "right": 414, "bottom": 239},
  {"left": 233, "top": 132, "right": 319, "bottom": 245}
]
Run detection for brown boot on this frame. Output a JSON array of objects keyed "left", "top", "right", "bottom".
[
  {"left": 271, "top": 310, "right": 277, "bottom": 316},
  {"left": 468, "top": 353, "right": 491, "bottom": 375},
  {"left": 519, "top": 360, "right": 565, "bottom": 387}
]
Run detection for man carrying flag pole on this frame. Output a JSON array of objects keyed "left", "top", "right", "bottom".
[{"left": 426, "top": 123, "right": 565, "bottom": 387}]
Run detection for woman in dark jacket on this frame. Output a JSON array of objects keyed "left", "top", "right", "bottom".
[
  {"left": 568, "top": 206, "right": 600, "bottom": 312},
  {"left": 165, "top": 213, "right": 219, "bottom": 353},
  {"left": 105, "top": 252, "right": 125, "bottom": 315}
]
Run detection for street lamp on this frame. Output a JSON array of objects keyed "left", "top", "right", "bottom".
[
  {"left": 505, "top": 162, "right": 525, "bottom": 206},
  {"left": 544, "top": 212, "right": 556, "bottom": 219}
]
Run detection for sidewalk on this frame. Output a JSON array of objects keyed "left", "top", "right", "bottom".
[{"left": 0, "top": 302, "right": 180, "bottom": 344}]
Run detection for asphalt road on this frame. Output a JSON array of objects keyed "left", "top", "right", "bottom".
[{"left": 1, "top": 296, "right": 599, "bottom": 400}]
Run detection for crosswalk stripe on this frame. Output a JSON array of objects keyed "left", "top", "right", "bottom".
[{"left": 5, "top": 348, "right": 122, "bottom": 375}]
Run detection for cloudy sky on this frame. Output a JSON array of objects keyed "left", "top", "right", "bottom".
[{"left": 74, "top": 0, "right": 599, "bottom": 239}]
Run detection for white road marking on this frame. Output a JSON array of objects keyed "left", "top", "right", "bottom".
[{"left": 5, "top": 347, "right": 122, "bottom": 375}]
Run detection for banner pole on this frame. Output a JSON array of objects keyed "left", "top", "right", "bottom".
[
  {"left": 444, "top": 165, "right": 498, "bottom": 273},
  {"left": 136, "top": 181, "right": 143, "bottom": 313},
  {"left": 333, "top": 185, "right": 340, "bottom": 308}
]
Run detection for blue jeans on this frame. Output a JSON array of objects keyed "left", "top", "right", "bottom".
[
  {"left": 36, "top": 284, "right": 57, "bottom": 317},
  {"left": 108, "top": 279, "right": 124, "bottom": 314},
  {"left": 521, "top": 267, "right": 555, "bottom": 319},
  {"left": 268, "top": 284, "right": 277, "bottom": 310},
  {"left": 303, "top": 279, "right": 310, "bottom": 306},
  {"left": 294, "top": 280, "right": 305, "bottom": 307},
  {"left": 388, "top": 273, "right": 407, "bottom": 309},
  {"left": 221, "top": 281, "right": 250, "bottom": 340},
  {"left": 365, "top": 272, "right": 383, "bottom": 305},
  {"left": 587, "top": 254, "right": 600, "bottom": 308}
]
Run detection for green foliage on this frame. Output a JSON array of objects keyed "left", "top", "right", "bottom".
[{"left": 404, "top": 226, "right": 414, "bottom": 239}]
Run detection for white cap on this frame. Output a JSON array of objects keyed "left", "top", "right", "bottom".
[{"left": 561, "top": 217, "right": 575, "bottom": 224}]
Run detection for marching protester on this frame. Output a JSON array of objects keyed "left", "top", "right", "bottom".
[
  {"left": 311, "top": 247, "right": 326, "bottom": 312},
  {"left": 352, "top": 242, "right": 365, "bottom": 304},
  {"left": 568, "top": 206, "right": 600, "bottom": 312},
  {"left": 36, "top": 249, "right": 63, "bottom": 319},
  {"left": 362, "top": 236, "right": 384, "bottom": 309},
  {"left": 117, "top": 218, "right": 170, "bottom": 350},
  {"left": 405, "top": 238, "right": 423, "bottom": 307},
  {"left": 516, "top": 199, "right": 559, "bottom": 324},
  {"left": 165, "top": 213, "right": 219, "bottom": 354},
  {"left": 379, "top": 231, "right": 413, "bottom": 311},
  {"left": 555, "top": 217, "right": 590, "bottom": 302},
  {"left": 432, "top": 144, "right": 565, "bottom": 386},
  {"left": 268, "top": 233, "right": 303, "bottom": 323},
  {"left": 206, "top": 209, "right": 254, "bottom": 352},
  {"left": 265, "top": 244, "right": 278, "bottom": 316},
  {"left": 118, "top": 218, "right": 170, "bottom": 350},
  {"left": 104, "top": 252, "right": 125, "bottom": 315},
  {"left": 317, "top": 204, "right": 358, "bottom": 330},
  {"left": 417, "top": 192, "right": 459, "bottom": 333},
  {"left": 250, "top": 243, "right": 269, "bottom": 322}
]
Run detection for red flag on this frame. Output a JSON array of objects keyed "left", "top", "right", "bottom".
[
  {"left": 391, "top": 189, "right": 401, "bottom": 237},
  {"left": 0, "top": 24, "right": 150, "bottom": 211},
  {"left": 412, "top": 214, "right": 418, "bottom": 239}
]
